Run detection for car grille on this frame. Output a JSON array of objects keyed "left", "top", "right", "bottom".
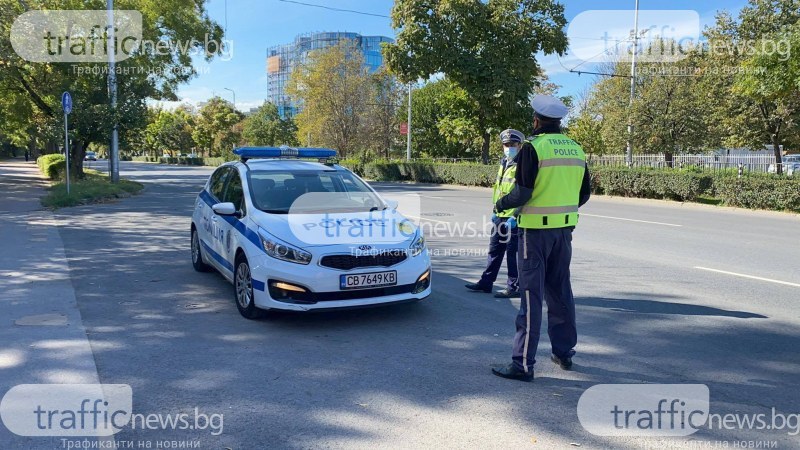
[{"left": 320, "top": 251, "right": 407, "bottom": 270}]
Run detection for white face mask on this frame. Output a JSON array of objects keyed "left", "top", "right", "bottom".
[{"left": 504, "top": 145, "right": 518, "bottom": 159}]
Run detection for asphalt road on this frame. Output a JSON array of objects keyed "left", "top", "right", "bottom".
[{"left": 48, "top": 161, "right": 800, "bottom": 448}]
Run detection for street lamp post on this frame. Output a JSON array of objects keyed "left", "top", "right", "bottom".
[{"left": 224, "top": 87, "right": 236, "bottom": 110}]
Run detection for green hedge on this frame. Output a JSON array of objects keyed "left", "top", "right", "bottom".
[
  {"left": 341, "top": 161, "right": 497, "bottom": 186},
  {"left": 591, "top": 167, "right": 800, "bottom": 212},
  {"left": 131, "top": 156, "right": 230, "bottom": 166},
  {"left": 590, "top": 167, "right": 713, "bottom": 202},
  {"left": 36, "top": 154, "right": 66, "bottom": 180}
]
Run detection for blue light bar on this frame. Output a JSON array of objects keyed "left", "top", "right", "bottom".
[{"left": 234, "top": 146, "right": 337, "bottom": 159}]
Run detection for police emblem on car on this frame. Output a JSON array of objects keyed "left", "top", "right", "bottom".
[{"left": 190, "top": 147, "right": 432, "bottom": 319}]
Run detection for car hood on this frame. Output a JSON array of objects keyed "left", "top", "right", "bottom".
[{"left": 249, "top": 209, "right": 419, "bottom": 250}]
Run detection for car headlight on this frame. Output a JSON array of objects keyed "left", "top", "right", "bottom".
[
  {"left": 409, "top": 233, "right": 426, "bottom": 257},
  {"left": 259, "top": 229, "right": 312, "bottom": 265}
]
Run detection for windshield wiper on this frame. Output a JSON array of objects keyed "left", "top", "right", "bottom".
[{"left": 261, "top": 209, "right": 289, "bottom": 214}]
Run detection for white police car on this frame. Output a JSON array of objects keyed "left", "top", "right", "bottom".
[{"left": 190, "top": 147, "right": 431, "bottom": 319}]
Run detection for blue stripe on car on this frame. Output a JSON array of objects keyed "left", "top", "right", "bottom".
[{"left": 200, "top": 239, "right": 233, "bottom": 272}]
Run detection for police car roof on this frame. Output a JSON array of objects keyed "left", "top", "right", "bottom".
[{"left": 240, "top": 159, "right": 341, "bottom": 171}]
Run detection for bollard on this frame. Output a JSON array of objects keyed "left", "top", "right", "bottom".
[{"left": 738, "top": 163, "right": 744, "bottom": 178}]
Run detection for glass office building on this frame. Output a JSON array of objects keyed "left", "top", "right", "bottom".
[{"left": 266, "top": 32, "right": 393, "bottom": 117}]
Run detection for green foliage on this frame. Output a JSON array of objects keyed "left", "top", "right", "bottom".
[
  {"left": 590, "top": 167, "right": 800, "bottom": 212},
  {"left": 0, "top": 0, "right": 224, "bottom": 177},
  {"left": 41, "top": 170, "right": 143, "bottom": 209},
  {"left": 287, "top": 40, "right": 372, "bottom": 157},
  {"left": 590, "top": 167, "right": 713, "bottom": 202},
  {"left": 386, "top": 0, "right": 568, "bottom": 163},
  {"left": 241, "top": 102, "right": 299, "bottom": 147},
  {"left": 192, "top": 97, "right": 244, "bottom": 158},
  {"left": 145, "top": 108, "right": 196, "bottom": 155},
  {"left": 341, "top": 161, "right": 498, "bottom": 186},
  {"left": 713, "top": 175, "right": 800, "bottom": 211},
  {"left": 36, "top": 154, "right": 66, "bottom": 180}
]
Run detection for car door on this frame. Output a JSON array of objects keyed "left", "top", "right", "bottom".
[
  {"left": 202, "top": 167, "right": 233, "bottom": 275},
  {"left": 218, "top": 169, "right": 247, "bottom": 267}
]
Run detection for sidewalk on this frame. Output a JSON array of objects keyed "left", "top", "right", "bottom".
[{"left": 0, "top": 157, "right": 104, "bottom": 448}]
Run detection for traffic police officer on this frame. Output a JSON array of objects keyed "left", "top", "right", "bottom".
[
  {"left": 491, "top": 95, "right": 591, "bottom": 382},
  {"left": 465, "top": 129, "right": 524, "bottom": 298}
]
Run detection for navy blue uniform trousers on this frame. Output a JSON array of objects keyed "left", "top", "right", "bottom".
[
  {"left": 478, "top": 218, "right": 518, "bottom": 291},
  {"left": 513, "top": 227, "right": 577, "bottom": 373}
]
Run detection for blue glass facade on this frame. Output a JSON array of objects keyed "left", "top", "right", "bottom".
[{"left": 266, "top": 32, "right": 393, "bottom": 118}]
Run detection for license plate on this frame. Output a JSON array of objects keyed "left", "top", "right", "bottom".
[{"left": 340, "top": 270, "right": 397, "bottom": 290}]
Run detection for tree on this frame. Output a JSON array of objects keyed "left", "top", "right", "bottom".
[
  {"left": 287, "top": 40, "right": 372, "bottom": 157},
  {"left": 0, "top": 0, "right": 224, "bottom": 178},
  {"left": 703, "top": 0, "right": 800, "bottom": 173},
  {"left": 241, "top": 102, "right": 299, "bottom": 147},
  {"left": 145, "top": 108, "right": 195, "bottom": 156},
  {"left": 192, "top": 97, "right": 243, "bottom": 158},
  {"left": 385, "top": 0, "right": 568, "bottom": 163},
  {"left": 367, "top": 68, "right": 404, "bottom": 159}
]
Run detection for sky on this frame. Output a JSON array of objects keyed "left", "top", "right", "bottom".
[{"left": 161, "top": 0, "right": 750, "bottom": 112}]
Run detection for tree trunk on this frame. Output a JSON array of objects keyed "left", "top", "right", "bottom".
[
  {"left": 665, "top": 150, "right": 674, "bottom": 168},
  {"left": 70, "top": 140, "right": 85, "bottom": 180},
  {"left": 481, "top": 132, "right": 490, "bottom": 164},
  {"left": 772, "top": 135, "right": 783, "bottom": 175}
]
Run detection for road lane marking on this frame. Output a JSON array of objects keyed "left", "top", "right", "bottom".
[
  {"left": 403, "top": 214, "right": 451, "bottom": 225},
  {"left": 695, "top": 266, "right": 800, "bottom": 288},
  {"left": 581, "top": 213, "right": 682, "bottom": 227}
]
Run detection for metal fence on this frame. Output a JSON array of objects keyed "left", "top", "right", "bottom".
[{"left": 587, "top": 154, "right": 778, "bottom": 173}]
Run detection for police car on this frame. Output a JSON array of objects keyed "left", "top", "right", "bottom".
[{"left": 190, "top": 147, "right": 431, "bottom": 318}]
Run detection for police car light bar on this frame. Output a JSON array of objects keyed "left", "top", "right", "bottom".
[{"left": 234, "top": 146, "right": 337, "bottom": 161}]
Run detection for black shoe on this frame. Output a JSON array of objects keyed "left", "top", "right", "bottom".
[
  {"left": 494, "top": 288, "right": 520, "bottom": 298},
  {"left": 465, "top": 282, "right": 492, "bottom": 293},
  {"left": 491, "top": 364, "right": 533, "bottom": 382},
  {"left": 551, "top": 353, "right": 573, "bottom": 370}
]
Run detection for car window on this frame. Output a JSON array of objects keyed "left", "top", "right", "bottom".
[
  {"left": 209, "top": 167, "right": 230, "bottom": 200},
  {"left": 247, "top": 170, "right": 384, "bottom": 213},
  {"left": 223, "top": 172, "right": 246, "bottom": 215}
]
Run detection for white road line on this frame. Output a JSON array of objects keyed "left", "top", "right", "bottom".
[
  {"left": 581, "top": 213, "right": 682, "bottom": 227},
  {"left": 695, "top": 266, "right": 800, "bottom": 288},
  {"left": 404, "top": 214, "right": 451, "bottom": 225}
]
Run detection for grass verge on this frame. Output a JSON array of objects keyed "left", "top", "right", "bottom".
[{"left": 41, "top": 170, "right": 143, "bottom": 208}]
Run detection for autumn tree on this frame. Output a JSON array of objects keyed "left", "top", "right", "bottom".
[{"left": 385, "top": 0, "right": 568, "bottom": 163}]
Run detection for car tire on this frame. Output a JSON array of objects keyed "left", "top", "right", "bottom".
[
  {"left": 234, "top": 254, "right": 265, "bottom": 320},
  {"left": 191, "top": 227, "right": 212, "bottom": 272}
]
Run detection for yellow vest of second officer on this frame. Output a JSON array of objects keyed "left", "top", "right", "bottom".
[
  {"left": 518, "top": 134, "right": 586, "bottom": 229},
  {"left": 492, "top": 159, "right": 517, "bottom": 218}
]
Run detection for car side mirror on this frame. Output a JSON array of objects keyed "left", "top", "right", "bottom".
[
  {"left": 212, "top": 202, "right": 237, "bottom": 216},
  {"left": 385, "top": 199, "right": 399, "bottom": 210}
]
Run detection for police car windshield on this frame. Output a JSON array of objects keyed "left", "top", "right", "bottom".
[{"left": 247, "top": 170, "right": 386, "bottom": 214}]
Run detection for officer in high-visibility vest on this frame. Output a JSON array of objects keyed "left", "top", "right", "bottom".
[
  {"left": 491, "top": 95, "right": 591, "bottom": 382},
  {"left": 465, "top": 129, "right": 524, "bottom": 298}
]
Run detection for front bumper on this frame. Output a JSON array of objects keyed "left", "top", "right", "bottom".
[{"left": 249, "top": 251, "right": 432, "bottom": 311}]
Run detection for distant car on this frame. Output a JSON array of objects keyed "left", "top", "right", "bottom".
[
  {"left": 187, "top": 153, "right": 199, "bottom": 158},
  {"left": 84, "top": 151, "right": 97, "bottom": 161},
  {"left": 768, "top": 155, "right": 800, "bottom": 175},
  {"left": 190, "top": 147, "right": 431, "bottom": 319}
]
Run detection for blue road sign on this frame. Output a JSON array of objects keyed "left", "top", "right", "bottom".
[{"left": 62, "top": 92, "right": 72, "bottom": 115}]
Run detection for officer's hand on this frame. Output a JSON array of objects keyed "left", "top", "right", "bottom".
[{"left": 507, "top": 217, "right": 517, "bottom": 229}]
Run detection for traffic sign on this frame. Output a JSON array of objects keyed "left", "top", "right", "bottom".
[
  {"left": 400, "top": 122, "right": 408, "bottom": 135},
  {"left": 62, "top": 92, "right": 72, "bottom": 115}
]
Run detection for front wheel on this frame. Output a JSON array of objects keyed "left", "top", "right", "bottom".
[{"left": 234, "top": 255, "right": 265, "bottom": 320}]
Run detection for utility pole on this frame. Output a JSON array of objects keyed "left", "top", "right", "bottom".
[
  {"left": 224, "top": 87, "right": 236, "bottom": 110},
  {"left": 107, "top": 0, "right": 119, "bottom": 182},
  {"left": 406, "top": 83, "right": 412, "bottom": 161},
  {"left": 625, "top": 0, "right": 640, "bottom": 166}
]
